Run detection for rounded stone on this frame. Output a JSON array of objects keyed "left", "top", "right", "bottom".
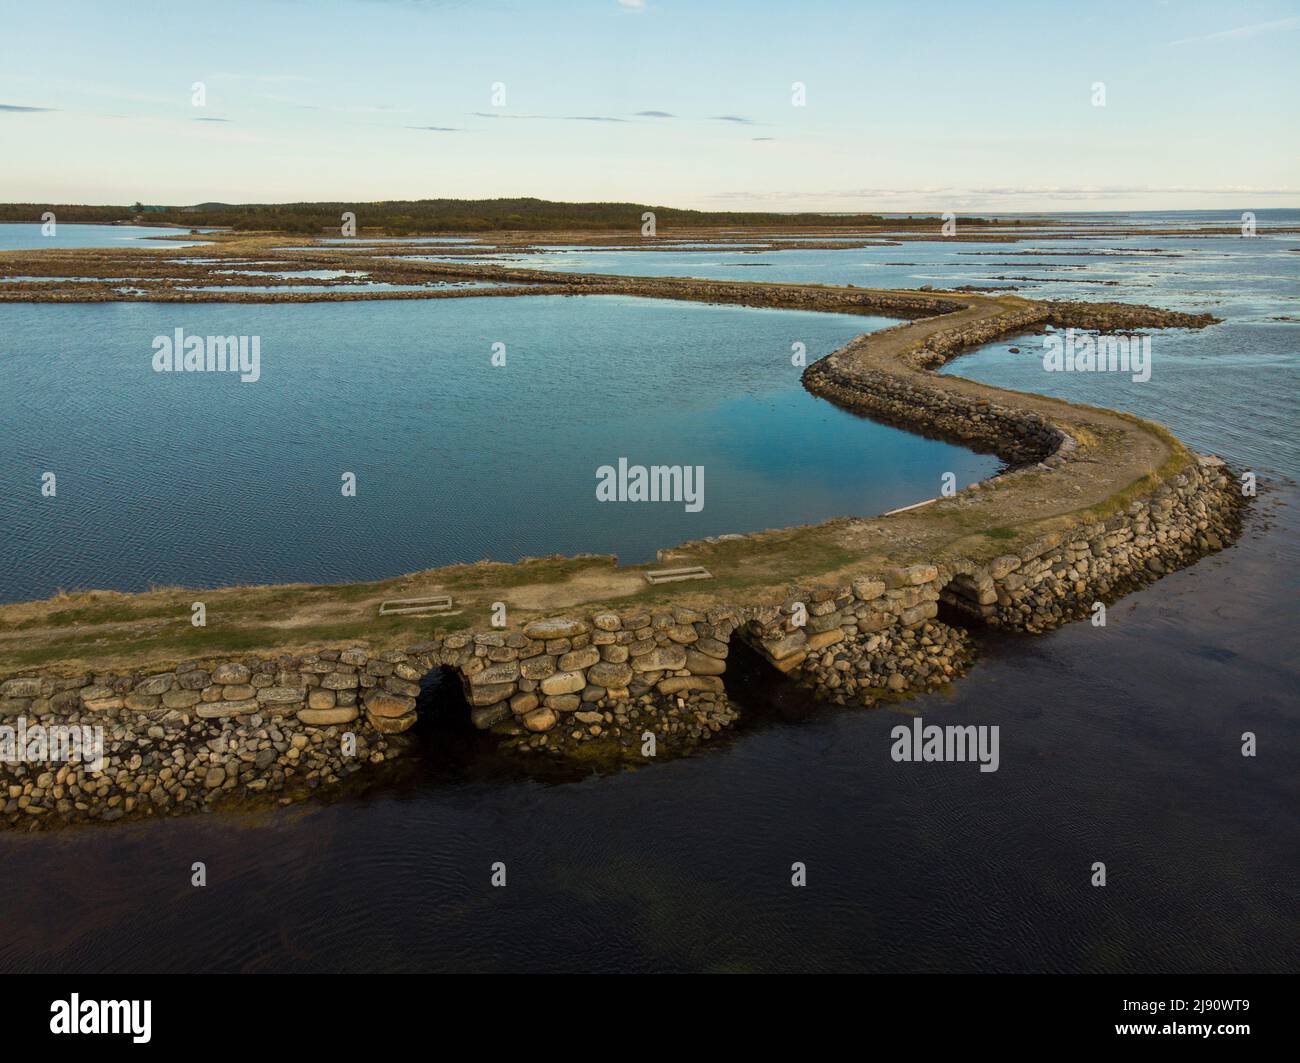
[
  {"left": 364, "top": 691, "right": 417, "bottom": 718},
  {"left": 587, "top": 661, "right": 633, "bottom": 688},
  {"left": 133, "top": 673, "right": 174, "bottom": 696},
  {"left": 210, "top": 663, "right": 251, "bottom": 685},
  {"left": 523, "top": 617, "right": 589, "bottom": 640},
  {"left": 540, "top": 670, "right": 586, "bottom": 696},
  {"left": 307, "top": 688, "right": 337, "bottom": 710},
  {"left": 368, "top": 709, "right": 417, "bottom": 734},
  {"left": 471, "top": 701, "right": 512, "bottom": 729},
  {"left": 519, "top": 655, "right": 558, "bottom": 680},
  {"left": 558, "top": 646, "right": 600, "bottom": 672},
  {"left": 509, "top": 691, "right": 539, "bottom": 715},
  {"left": 522, "top": 707, "right": 558, "bottom": 732},
  {"left": 298, "top": 706, "right": 358, "bottom": 726}
]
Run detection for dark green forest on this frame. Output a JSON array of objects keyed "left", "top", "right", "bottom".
[{"left": 0, "top": 198, "right": 1009, "bottom": 234}]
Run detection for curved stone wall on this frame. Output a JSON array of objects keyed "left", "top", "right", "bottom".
[{"left": 0, "top": 277, "right": 1248, "bottom": 828}]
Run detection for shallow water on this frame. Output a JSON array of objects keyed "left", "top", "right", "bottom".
[
  {"left": 0, "top": 223, "right": 211, "bottom": 251},
  {"left": 0, "top": 211, "right": 1295, "bottom": 973},
  {"left": 1, "top": 514, "right": 1294, "bottom": 973},
  {"left": 175, "top": 280, "right": 507, "bottom": 293},
  {"left": 423, "top": 209, "right": 1300, "bottom": 308}
]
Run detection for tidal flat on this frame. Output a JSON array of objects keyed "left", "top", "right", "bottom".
[{"left": 0, "top": 213, "right": 1294, "bottom": 973}]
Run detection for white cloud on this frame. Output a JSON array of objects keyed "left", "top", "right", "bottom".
[{"left": 1167, "top": 16, "right": 1300, "bottom": 46}]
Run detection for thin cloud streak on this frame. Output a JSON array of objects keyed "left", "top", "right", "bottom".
[
  {"left": 470, "top": 111, "right": 630, "bottom": 122},
  {"left": 1167, "top": 16, "right": 1300, "bottom": 46}
]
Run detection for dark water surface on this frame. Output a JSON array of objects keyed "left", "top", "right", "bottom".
[
  {"left": 1, "top": 526, "right": 1293, "bottom": 972},
  {"left": 0, "top": 212, "right": 1295, "bottom": 972}
]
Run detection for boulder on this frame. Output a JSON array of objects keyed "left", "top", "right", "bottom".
[
  {"left": 0, "top": 678, "right": 41, "bottom": 699},
  {"left": 509, "top": 691, "right": 539, "bottom": 715},
  {"left": 298, "top": 706, "right": 359, "bottom": 726},
  {"left": 469, "top": 660, "right": 521, "bottom": 685},
  {"left": 760, "top": 630, "right": 807, "bottom": 661},
  {"left": 658, "top": 675, "right": 724, "bottom": 695},
  {"left": 692, "top": 637, "right": 729, "bottom": 659},
  {"left": 519, "top": 654, "right": 558, "bottom": 680},
  {"left": 257, "top": 685, "right": 306, "bottom": 704},
  {"left": 851, "top": 578, "right": 885, "bottom": 601},
  {"left": 196, "top": 699, "right": 257, "bottom": 719},
  {"left": 540, "top": 670, "right": 586, "bottom": 696},
  {"left": 368, "top": 709, "right": 417, "bottom": 734},
  {"left": 307, "top": 688, "right": 337, "bottom": 710},
  {"left": 522, "top": 707, "right": 558, "bottom": 733},
  {"left": 684, "top": 650, "right": 726, "bottom": 675},
  {"left": 210, "top": 662, "right": 251, "bottom": 685},
  {"left": 558, "top": 646, "right": 600, "bottom": 672},
  {"left": 523, "top": 617, "right": 588, "bottom": 640},
  {"left": 805, "top": 629, "right": 846, "bottom": 652},
  {"left": 364, "top": 691, "right": 417, "bottom": 718},
  {"left": 470, "top": 701, "right": 512, "bottom": 729},
  {"left": 133, "top": 673, "right": 174, "bottom": 696},
  {"left": 630, "top": 645, "right": 687, "bottom": 672},
  {"left": 587, "top": 661, "right": 633, "bottom": 689}
]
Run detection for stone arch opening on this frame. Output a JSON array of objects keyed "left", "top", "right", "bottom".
[
  {"left": 412, "top": 665, "right": 476, "bottom": 731},
  {"left": 936, "top": 572, "right": 995, "bottom": 628},
  {"left": 723, "top": 634, "right": 822, "bottom": 727},
  {"left": 398, "top": 664, "right": 507, "bottom": 767}
]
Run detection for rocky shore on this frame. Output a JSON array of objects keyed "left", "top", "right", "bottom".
[
  {"left": 2, "top": 704, "right": 403, "bottom": 826},
  {"left": 794, "top": 619, "right": 974, "bottom": 705},
  {"left": 0, "top": 268, "right": 1250, "bottom": 828}
]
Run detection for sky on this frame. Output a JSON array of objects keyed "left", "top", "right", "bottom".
[{"left": 1, "top": 0, "right": 1297, "bottom": 212}]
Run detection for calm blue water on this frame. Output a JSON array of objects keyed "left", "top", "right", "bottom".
[
  {"left": 0, "top": 223, "right": 211, "bottom": 251},
  {"left": 0, "top": 296, "right": 994, "bottom": 603},
  {"left": 0, "top": 210, "right": 1294, "bottom": 975},
  {"left": 178, "top": 280, "right": 509, "bottom": 293}
]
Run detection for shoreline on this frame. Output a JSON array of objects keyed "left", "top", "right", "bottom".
[{"left": 0, "top": 241, "right": 1250, "bottom": 828}]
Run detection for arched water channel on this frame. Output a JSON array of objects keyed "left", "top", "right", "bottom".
[{"left": 0, "top": 215, "right": 1294, "bottom": 973}]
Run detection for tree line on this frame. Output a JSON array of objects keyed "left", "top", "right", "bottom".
[{"left": 0, "top": 198, "right": 1013, "bottom": 234}]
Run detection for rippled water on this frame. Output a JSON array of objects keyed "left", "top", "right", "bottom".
[
  {"left": 0, "top": 223, "right": 212, "bottom": 251},
  {"left": 0, "top": 212, "right": 1295, "bottom": 973}
]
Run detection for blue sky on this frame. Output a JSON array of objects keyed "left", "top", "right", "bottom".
[{"left": 1, "top": 0, "right": 1297, "bottom": 210}]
